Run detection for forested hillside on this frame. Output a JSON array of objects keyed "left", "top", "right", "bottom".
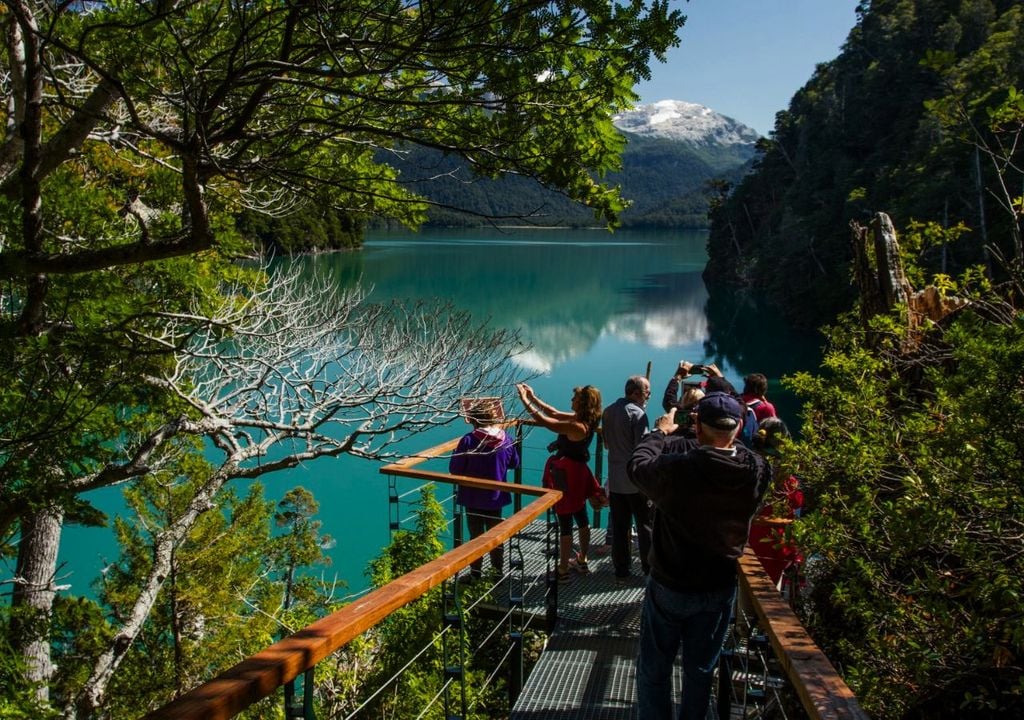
[
  {"left": 710, "top": 2, "right": 1024, "bottom": 716},
  {"left": 383, "top": 132, "right": 753, "bottom": 229},
  {"left": 239, "top": 125, "right": 752, "bottom": 246},
  {"left": 237, "top": 201, "right": 363, "bottom": 254},
  {"left": 706, "top": 0, "right": 1024, "bottom": 327}
]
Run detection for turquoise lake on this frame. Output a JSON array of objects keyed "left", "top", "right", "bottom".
[{"left": 58, "top": 227, "right": 821, "bottom": 599}]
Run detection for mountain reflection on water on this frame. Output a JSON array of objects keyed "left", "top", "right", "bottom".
[
  {"left": 60, "top": 228, "right": 821, "bottom": 598},
  {"left": 310, "top": 228, "right": 713, "bottom": 374}
]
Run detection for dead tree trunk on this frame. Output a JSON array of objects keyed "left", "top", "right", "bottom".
[
  {"left": 850, "top": 212, "right": 912, "bottom": 336},
  {"left": 850, "top": 212, "right": 969, "bottom": 347}
]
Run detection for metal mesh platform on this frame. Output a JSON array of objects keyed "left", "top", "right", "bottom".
[
  {"left": 505, "top": 522, "right": 771, "bottom": 720},
  {"left": 508, "top": 524, "right": 659, "bottom": 720}
]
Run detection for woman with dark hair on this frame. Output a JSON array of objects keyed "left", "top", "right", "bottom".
[
  {"left": 742, "top": 372, "right": 778, "bottom": 423},
  {"left": 517, "top": 383, "right": 606, "bottom": 581}
]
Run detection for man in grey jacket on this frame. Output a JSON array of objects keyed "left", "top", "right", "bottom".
[
  {"left": 628, "top": 391, "right": 771, "bottom": 720},
  {"left": 601, "top": 375, "right": 651, "bottom": 582}
]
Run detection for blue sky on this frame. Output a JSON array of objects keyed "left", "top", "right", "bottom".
[{"left": 634, "top": 0, "right": 862, "bottom": 136}]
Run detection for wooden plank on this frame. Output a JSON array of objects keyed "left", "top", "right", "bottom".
[
  {"left": 382, "top": 436, "right": 462, "bottom": 466},
  {"left": 738, "top": 550, "right": 869, "bottom": 720}
]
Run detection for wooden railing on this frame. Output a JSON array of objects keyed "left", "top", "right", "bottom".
[
  {"left": 147, "top": 429, "right": 867, "bottom": 720},
  {"left": 146, "top": 435, "right": 560, "bottom": 720},
  {"left": 736, "top": 549, "right": 869, "bottom": 719}
]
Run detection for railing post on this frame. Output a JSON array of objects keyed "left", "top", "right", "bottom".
[
  {"left": 593, "top": 431, "right": 604, "bottom": 529},
  {"left": 508, "top": 532, "right": 526, "bottom": 706},
  {"left": 545, "top": 509, "right": 559, "bottom": 633},
  {"left": 509, "top": 631, "right": 524, "bottom": 706},
  {"left": 283, "top": 668, "right": 315, "bottom": 719},
  {"left": 453, "top": 506, "right": 464, "bottom": 548},
  {"left": 716, "top": 599, "right": 738, "bottom": 720},
  {"left": 441, "top": 577, "right": 467, "bottom": 720},
  {"left": 513, "top": 423, "right": 524, "bottom": 514},
  {"left": 387, "top": 472, "right": 400, "bottom": 533}
]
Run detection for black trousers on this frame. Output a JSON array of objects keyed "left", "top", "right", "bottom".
[
  {"left": 465, "top": 507, "right": 504, "bottom": 576},
  {"left": 609, "top": 491, "right": 651, "bottom": 578}
]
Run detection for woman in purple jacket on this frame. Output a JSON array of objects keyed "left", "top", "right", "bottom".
[{"left": 449, "top": 401, "right": 521, "bottom": 580}]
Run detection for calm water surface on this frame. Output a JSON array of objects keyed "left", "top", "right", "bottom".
[{"left": 59, "top": 228, "right": 821, "bottom": 597}]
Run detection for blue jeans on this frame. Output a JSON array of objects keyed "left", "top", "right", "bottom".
[{"left": 636, "top": 576, "right": 736, "bottom": 720}]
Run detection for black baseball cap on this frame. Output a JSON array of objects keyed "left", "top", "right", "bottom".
[{"left": 697, "top": 391, "right": 744, "bottom": 430}]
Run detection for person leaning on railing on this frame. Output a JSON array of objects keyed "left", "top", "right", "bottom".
[{"left": 449, "top": 400, "right": 521, "bottom": 581}]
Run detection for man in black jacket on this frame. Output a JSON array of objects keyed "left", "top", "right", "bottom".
[{"left": 628, "top": 391, "right": 771, "bottom": 720}]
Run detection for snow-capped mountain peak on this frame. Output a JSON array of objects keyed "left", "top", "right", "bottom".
[{"left": 612, "top": 100, "right": 760, "bottom": 146}]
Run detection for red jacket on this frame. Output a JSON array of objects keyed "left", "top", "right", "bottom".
[{"left": 542, "top": 455, "right": 602, "bottom": 515}]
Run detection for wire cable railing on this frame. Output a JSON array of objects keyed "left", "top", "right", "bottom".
[
  {"left": 146, "top": 429, "right": 559, "bottom": 720},
  {"left": 146, "top": 424, "right": 866, "bottom": 720}
]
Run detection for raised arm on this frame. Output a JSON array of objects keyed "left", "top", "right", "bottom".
[
  {"left": 517, "top": 383, "right": 588, "bottom": 439},
  {"left": 662, "top": 375, "right": 681, "bottom": 413},
  {"left": 663, "top": 360, "right": 694, "bottom": 413}
]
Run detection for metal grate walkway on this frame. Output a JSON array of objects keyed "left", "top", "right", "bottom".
[
  {"left": 509, "top": 525, "right": 654, "bottom": 720},
  {"left": 503, "top": 523, "right": 783, "bottom": 720}
]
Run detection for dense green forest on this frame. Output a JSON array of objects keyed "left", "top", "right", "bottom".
[
  {"left": 712, "top": 1, "right": 1024, "bottom": 717},
  {"left": 237, "top": 202, "right": 363, "bottom": 254},
  {"left": 0, "top": 1, "right": 684, "bottom": 717},
  {"left": 706, "top": 0, "right": 1024, "bottom": 328},
  {"left": 369, "top": 133, "right": 752, "bottom": 230},
  {"left": 237, "top": 129, "right": 745, "bottom": 247}
]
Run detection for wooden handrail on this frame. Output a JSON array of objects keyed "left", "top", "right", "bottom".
[
  {"left": 738, "top": 550, "right": 869, "bottom": 719},
  {"left": 750, "top": 515, "right": 794, "bottom": 527},
  {"left": 148, "top": 427, "right": 868, "bottom": 720},
  {"left": 146, "top": 440, "right": 560, "bottom": 720}
]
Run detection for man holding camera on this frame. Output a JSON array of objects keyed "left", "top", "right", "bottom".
[
  {"left": 661, "top": 360, "right": 724, "bottom": 415},
  {"left": 628, "top": 390, "right": 771, "bottom": 719}
]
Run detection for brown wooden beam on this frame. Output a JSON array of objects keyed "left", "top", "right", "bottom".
[
  {"left": 738, "top": 550, "right": 869, "bottom": 719},
  {"left": 146, "top": 438, "right": 560, "bottom": 720}
]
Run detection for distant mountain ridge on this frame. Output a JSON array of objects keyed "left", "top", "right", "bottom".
[
  {"left": 613, "top": 100, "right": 761, "bottom": 149},
  {"left": 385, "top": 100, "right": 760, "bottom": 229}
]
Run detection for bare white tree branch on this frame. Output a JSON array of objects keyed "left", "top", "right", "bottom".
[{"left": 68, "top": 264, "right": 529, "bottom": 716}]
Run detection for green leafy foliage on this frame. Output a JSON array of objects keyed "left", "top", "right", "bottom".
[
  {"left": 237, "top": 201, "right": 365, "bottom": 255},
  {"left": 785, "top": 297, "right": 1024, "bottom": 717},
  {"left": 713, "top": 6, "right": 1024, "bottom": 707},
  {"left": 356, "top": 487, "right": 449, "bottom": 718},
  {"left": 319, "top": 486, "right": 529, "bottom": 719},
  {"left": 79, "top": 477, "right": 338, "bottom": 717},
  {"left": 274, "top": 487, "right": 333, "bottom": 610},
  {"left": 0, "top": 615, "right": 58, "bottom": 719},
  {"left": 99, "top": 478, "right": 277, "bottom": 713},
  {"left": 1, "top": 1, "right": 686, "bottom": 712},
  {"left": 706, "top": 0, "right": 1024, "bottom": 327}
]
